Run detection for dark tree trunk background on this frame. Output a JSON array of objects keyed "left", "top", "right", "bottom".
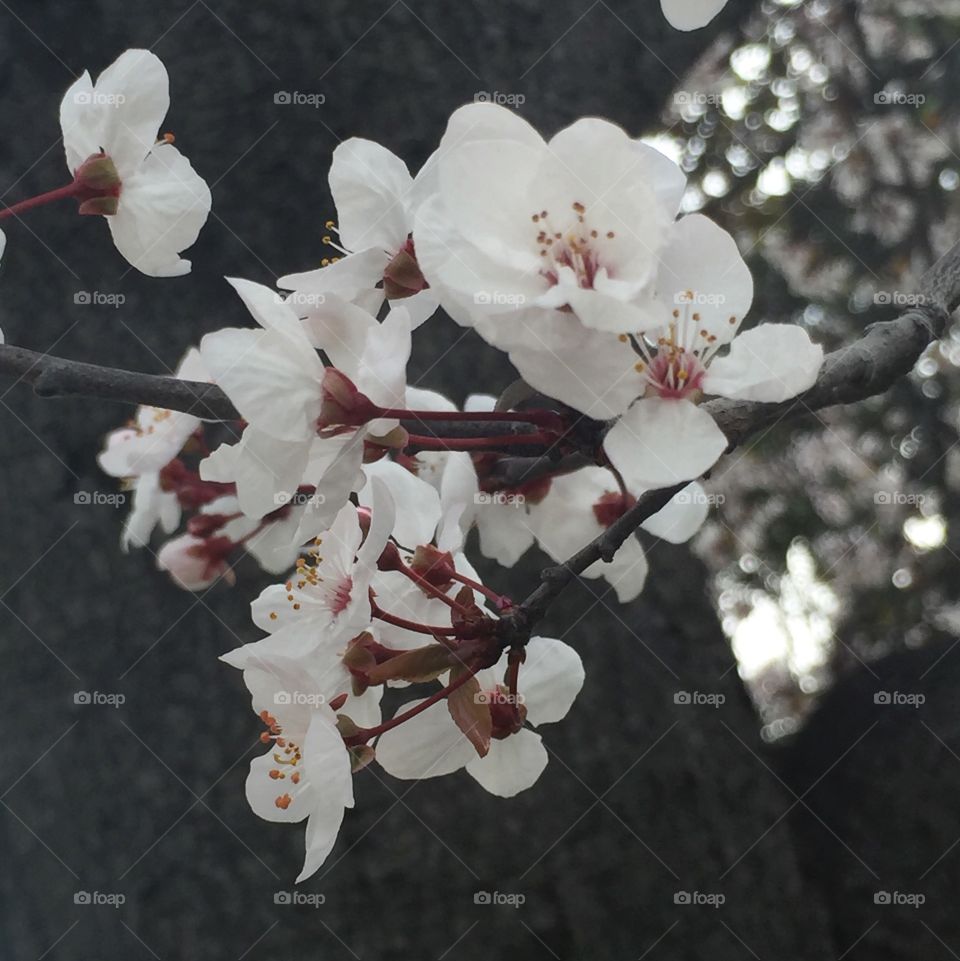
[{"left": 1, "top": 2, "right": 957, "bottom": 958}]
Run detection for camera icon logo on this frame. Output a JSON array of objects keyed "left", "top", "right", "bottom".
[
  {"left": 473, "top": 291, "right": 492, "bottom": 305},
  {"left": 874, "top": 891, "right": 891, "bottom": 905},
  {"left": 74, "top": 691, "right": 91, "bottom": 705},
  {"left": 874, "top": 692, "right": 891, "bottom": 705},
  {"left": 274, "top": 691, "right": 292, "bottom": 705},
  {"left": 74, "top": 891, "right": 91, "bottom": 904},
  {"left": 274, "top": 891, "right": 292, "bottom": 905},
  {"left": 73, "top": 91, "right": 92, "bottom": 105},
  {"left": 673, "top": 692, "right": 691, "bottom": 705},
  {"left": 274, "top": 91, "right": 292, "bottom": 104},
  {"left": 674, "top": 891, "right": 691, "bottom": 904},
  {"left": 74, "top": 291, "right": 92, "bottom": 305},
  {"left": 474, "top": 891, "right": 492, "bottom": 904}
]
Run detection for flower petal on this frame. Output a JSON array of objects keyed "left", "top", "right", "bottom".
[
  {"left": 375, "top": 698, "right": 476, "bottom": 780},
  {"left": 703, "top": 323, "right": 823, "bottom": 402},
  {"left": 604, "top": 397, "right": 728, "bottom": 489},
  {"left": 107, "top": 143, "right": 210, "bottom": 277},
  {"left": 640, "top": 482, "right": 710, "bottom": 543},
  {"left": 329, "top": 138, "right": 413, "bottom": 253},
  {"left": 465, "top": 729, "right": 548, "bottom": 797},
  {"left": 661, "top": 0, "right": 729, "bottom": 30},
  {"left": 518, "top": 636, "right": 585, "bottom": 726}
]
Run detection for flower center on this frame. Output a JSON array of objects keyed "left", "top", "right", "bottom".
[
  {"left": 534, "top": 202, "right": 616, "bottom": 295},
  {"left": 593, "top": 491, "right": 637, "bottom": 528},
  {"left": 621, "top": 295, "right": 740, "bottom": 400},
  {"left": 329, "top": 575, "right": 354, "bottom": 616},
  {"left": 258, "top": 710, "right": 303, "bottom": 809}
]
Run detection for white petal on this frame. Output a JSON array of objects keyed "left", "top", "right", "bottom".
[
  {"left": 465, "top": 729, "right": 548, "bottom": 797},
  {"left": 107, "top": 143, "right": 210, "bottom": 277},
  {"left": 297, "top": 799, "right": 347, "bottom": 882},
  {"left": 654, "top": 214, "right": 753, "bottom": 346},
  {"left": 278, "top": 246, "right": 389, "bottom": 301},
  {"left": 375, "top": 699, "right": 475, "bottom": 780},
  {"left": 584, "top": 534, "right": 649, "bottom": 603},
  {"left": 476, "top": 503, "right": 536, "bottom": 567},
  {"left": 360, "top": 459, "right": 440, "bottom": 548},
  {"left": 641, "top": 482, "right": 709, "bottom": 543},
  {"left": 603, "top": 397, "right": 728, "bottom": 489},
  {"left": 59, "top": 70, "right": 100, "bottom": 173},
  {"left": 507, "top": 313, "right": 640, "bottom": 419},
  {"left": 303, "top": 710, "right": 354, "bottom": 810},
  {"left": 199, "top": 328, "right": 321, "bottom": 442},
  {"left": 90, "top": 50, "right": 169, "bottom": 175},
  {"left": 661, "top": 0, "right": 729, "bottom": 30},
  {"left": 357, "top": 306, "right": 411, "bottom": 410},
  {"left": 226, "top": 277, "right": 315, "bottom": 351},
  {"left": 703, "top": 323, "right": 823, "bottom": 402},
  {"left": 245, "top": 750, "right": 314, "bottom": 824},
  {"left": 518, "top": 636, "right": 585, "bottom": 726},
  {"left": 329, "top": 138, "right": 413, "bottom": 253}
]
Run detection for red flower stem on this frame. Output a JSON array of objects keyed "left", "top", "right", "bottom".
[
  {"left": 0, "top": 182, "right": 81, "bottom": 221},
  {"left": 449, "top": 570, "right": 511, "bottom": 609},
  {"left": 343, "top": 663, "right": 482, "bottom": 745},
  {"left": 375, "top": 406, "right": 564, "bottom": 430},
  {"left": 370, "top": 605, "right": 459, "bottom": 636},
  {"left": 395, "top": 562, "right": 472, "bottom": 613},
  {"left": 404, "top": 431, "right": 556, "bottom": 451}
]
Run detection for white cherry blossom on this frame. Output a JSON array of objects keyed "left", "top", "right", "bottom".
[
  {"left": 375, "top": 636, "right": 584, "bottom": 797},
  {"left": 278, "top": 138, "right": 438, "bottom": 328},
  {"left": 59, "top": 49, "right": 211, "bottom": 276}
]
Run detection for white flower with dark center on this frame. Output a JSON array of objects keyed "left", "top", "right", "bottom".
[
  {"left": 375, "top": 636, "right": 584, "bottom": 797},
  {"left": 413, "top": 103, "right": 687, "bottom": 348},
  {"left": 278, "top": 138, "right": 438, "bottom": 328},
  {"left": 59, "top": 49, "right": 211, "bottom": 276},
  {"left": 221, "top": 480, "right": 396, "bottom": 695},
  {"left": 199, "top": 278, "right": 410, "bottom": 525},
  {"left": 98, "top": 347, "right": 207, "bottom": 549},
  {"left": 236, "top": 657, "right": 360, "bottom": 882}
]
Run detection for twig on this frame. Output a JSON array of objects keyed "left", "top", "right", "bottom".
[{"left": 2, "top": 237, "right": 960, "bottom": 642}]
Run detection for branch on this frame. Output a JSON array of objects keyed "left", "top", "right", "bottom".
[{"left": 2, "top": 237, "right": 959, "bottom": 642}]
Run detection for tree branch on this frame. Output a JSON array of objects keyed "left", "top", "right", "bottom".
[{"left": 2, "top": 237, "right": 959, "bottom": 642}]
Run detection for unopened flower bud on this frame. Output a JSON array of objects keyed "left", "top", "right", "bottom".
[{"left": 157, "top": 534, "right": 235, "bottom": 591}]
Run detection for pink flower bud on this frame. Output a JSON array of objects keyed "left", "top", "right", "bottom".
[{"left": 157, "top": 534, "right": 235, "bottom": 591}]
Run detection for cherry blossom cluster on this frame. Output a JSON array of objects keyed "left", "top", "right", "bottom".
[{"left": 0, "top": 36, "right": 822, "bottom": 882}]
